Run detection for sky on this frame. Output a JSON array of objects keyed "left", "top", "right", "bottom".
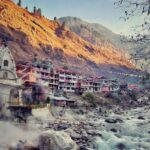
[{"left": 13, "top": 0, "right": 139, "bottom": 35}]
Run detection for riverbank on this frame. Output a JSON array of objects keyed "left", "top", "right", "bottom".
[{"left": 0, "top": 100, "right": 149, "bottom": 150}]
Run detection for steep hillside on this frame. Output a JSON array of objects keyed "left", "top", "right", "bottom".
[
  {"left": 0, "top": 0, "right": 135, "bottom": 76},
  {"left": 59, "top": 17, "right": 128, "bottom": 52},
  {"left": 59, "top": 17, "right": 150, "bottom": 71}
]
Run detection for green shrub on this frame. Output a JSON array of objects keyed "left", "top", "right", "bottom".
[{"left": 82, "top": 92, "right": 97, "bottom": 107}]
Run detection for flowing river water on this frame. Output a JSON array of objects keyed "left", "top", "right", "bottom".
[{"left": 0, "top": 105, "right": 150, "bottom": 150}]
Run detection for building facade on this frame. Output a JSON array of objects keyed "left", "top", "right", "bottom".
[
  {"left": 16, "top": 62, "right": 37, "bottom": 86},
  {"left": 32, "top": 58, "right": 53, "bottom": 86},
  {"left": 49, "top": 70, "right": 59, "bottom": 92},
  {"left": 0, "top": 45, "right": 21, "bottom": 105},
  {"left": 56, "top": 68, "right": 78, "bottom": 92}
]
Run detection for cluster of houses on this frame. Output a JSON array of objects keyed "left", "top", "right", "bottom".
[
  {"left": 0, "top": 45, "right": 142, "bottom": 107},
  {"left": 16, "top": 57, "right": 122, "bottom": 94}
]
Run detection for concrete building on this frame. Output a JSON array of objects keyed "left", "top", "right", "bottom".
[
  {"left": 100, "top": 79, "right": 120, "bottom": 93},
  {"left": 32, "top": 58, "right": 53, "bottom": 86},
  {"left": 16, "top": 62, "right": 37, "bottom": 86},
  {"left": 56, "top": 68, "right": 78, "bottom": 92},
  {"left": 49, "top": 70, "right": 59, "bottom": 92},
  {"left": 76, "top": 76, "right": 104, "bottom": 94},
  {"left": 17, "top": 58, "right": 54, "bottom": 87},
  {"left": 17, "top": 59, "right": 59, "bottom": 94},
  {"left": 76, "top": 76, "right": 120, "bottom": 94}
]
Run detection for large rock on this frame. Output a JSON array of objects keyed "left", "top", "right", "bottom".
[
  {"left": 9, "top": 130, "right": 78, "bottom": 150},
  {"left": 38, "top": 130, "right": 78, "bottom": 150},
  {"left": 105, "top": 117, "right": 123, "bottom": 124},
  {"left": 57, "top": 123, "right": 71, "bottom": 131}
]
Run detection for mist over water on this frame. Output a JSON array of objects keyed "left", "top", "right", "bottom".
[
  {"left": 0, "top": 105, "right": 150, "bottom": 150},
  {"left": 0, "top": 121, "right": 40, "bottom": 150}
]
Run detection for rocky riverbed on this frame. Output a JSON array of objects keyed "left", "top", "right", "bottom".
[{"left": 0, "top": 104, "right": 150, "bottom": 150}]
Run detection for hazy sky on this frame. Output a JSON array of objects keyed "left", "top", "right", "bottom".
[{"left": 13, "top": 0, "right": 138, "bottom": 35}]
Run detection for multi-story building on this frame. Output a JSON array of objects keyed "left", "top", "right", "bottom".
[
  {"left": 76, "top": 76, "right": 120, "bottom": 94},
  {"left": 100, "top": 78, "right": 120, "bottom": 93},
  {"left": 83, "top": 77, "right": 94, "bottom": 92},
  {"left": 49, "top": 70, "right": 59, "bottom": 92},
  {"left": 16, "top": 59, "right": 59, "bottom": 93},
  {"left": 56, "top": 67, "right": 78, "bottom": 92},
  {"left": 91, "top": 77, "right": 104, "bottom": 92},
  {"left": 32, "top": 58, "right": 53, "bottom": 86},
  {"left": 76, "top": 76, "right": 105, "bottom": 93},
  {"left": 16, "top": 62, "right": 37, "bottom": 86}
]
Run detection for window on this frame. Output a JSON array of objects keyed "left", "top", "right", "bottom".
[
  {"left": 3, "top": 72, "right": 8, "bottom": 79},
  {"left": 4, "top": 60, "right": 9, "bottom": 67}
]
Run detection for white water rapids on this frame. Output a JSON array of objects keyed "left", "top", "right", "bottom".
[{"left": 94, "top": 107, "right": 150, "bottom": 150}]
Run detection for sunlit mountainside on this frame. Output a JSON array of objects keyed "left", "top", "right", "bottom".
[
  {"left": 0, "top": 0, "right": 135, "bottom": 76},
  {"left": 59, "top": 17, "right": 150, "bottom": 72}
]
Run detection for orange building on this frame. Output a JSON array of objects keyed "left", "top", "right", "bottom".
[{"left": 16, "top": 63, "right": 37, "bottom": 85}]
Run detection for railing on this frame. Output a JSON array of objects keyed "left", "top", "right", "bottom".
[
  {"left": 0, "top": 79, "right": 21, "bottom": 86},
  {"left": 37, "top": 68, "right": 51, "bottom": 73},
  {"left": 41, "top": 75, "right": 50, "bottom": 80}
]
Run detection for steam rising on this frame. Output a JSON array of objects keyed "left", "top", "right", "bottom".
[{"left": 0, "top": 121, "right": 40, "bottom": 150}]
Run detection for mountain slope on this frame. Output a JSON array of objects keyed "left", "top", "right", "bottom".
[
  {"left": 58, "top": 17, "right": 137, "bottom": 51},
  {"left": 0, "top": 0, "right": 135, "bottom": 76},
  {"left": 59, "top": 17, "right": 150, "bottom": 71},
  {"left": 59, "top": 17, "right": 120, "bottom": 47}
]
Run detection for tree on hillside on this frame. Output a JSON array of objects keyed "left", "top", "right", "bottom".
[
  {"left": 115, "top": 0, "right": 150, "bottom": 43},
  {"left": 54, "top": 17, "right": 57, "bottom": 21},
  {"left": 37, "top": 8, "right": 42, "bottom": 16},
  {"left": 33, "top": 7, "right": 42, "bottom": 16},
  {"left": 25, "top": 6, "right": 28, "bottom": 11},
  {"left": 115, "top": 0, "right": 150, "bottom": 91},
  {"left": 33, "top": 6, "right": 37, "bottom": 14},
  {"left": 115, "top": 0, "right": 150, "bottom": 72},
  {"left": 17, "top": 0, "right": 22, "bottom": 7}
]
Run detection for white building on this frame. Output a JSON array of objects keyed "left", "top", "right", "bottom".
[
  {"left": 56, "top": 68, "right": 78, "bottom": 92},
  {"left": 0, "top": 45, "right": 21, "bottom": 105}
]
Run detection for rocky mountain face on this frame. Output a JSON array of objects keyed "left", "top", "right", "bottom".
[
  {"left": 0, "top": 0, "right": 136, "bottom": 77},
  {"left": 59, "top": 17, "right": 150, "bottom": 72}
]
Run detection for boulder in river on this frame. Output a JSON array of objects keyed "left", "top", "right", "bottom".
[
  {"left": 57, "top": 123, "right": 71, "bottom": 130},
  {"left": 38, "top": 130, "right": 78, "bottom": 150},
  {"left": 105, "top": 117, "right": 123, "bottom": 124},
  {"left": 116, "top": 143, "right": 126, "bottom": 150},
  {"left": 137, "top": 116, "right": 145, "bottom": 120},
  {"left": 110, "top": 128, "right": 118, "bottom": 133}
]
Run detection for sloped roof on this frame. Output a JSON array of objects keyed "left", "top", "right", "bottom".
[
  {"left": 0, "top": 45, "right": 6, "bottom": 64},
  {"left": 0, "top": 45, "right": 13, "bottom": 65}
]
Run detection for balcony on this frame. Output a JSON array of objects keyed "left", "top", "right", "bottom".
[
  {"left": 36, "top": 68, "right": 51, "bottom": 73},
  {"left": 0, "top": 79, "right": 21, "bottom": 86},
  {"left": 40, "top": 75, "right": 50, "bottom": 80}
]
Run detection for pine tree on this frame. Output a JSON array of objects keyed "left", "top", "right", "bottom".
[
  {"left": 17, "top": 0, "right": 21, "bottom": 7},
  {"left": 54, "top": 17, "right": 57, "bottom": 21},
  {"left": 37, "top": 8, "right": 42, "bottom": 16},
  {"left": 33, "top": 6, "right": 37, "bottom": 14}
]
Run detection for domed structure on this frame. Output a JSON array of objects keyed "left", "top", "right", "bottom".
[
  {"left": 0, "top": 45, "right": 21, "bottom": 105},
  {"left": 0, "top": 45, "right": 17, "bottom": 81}
]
